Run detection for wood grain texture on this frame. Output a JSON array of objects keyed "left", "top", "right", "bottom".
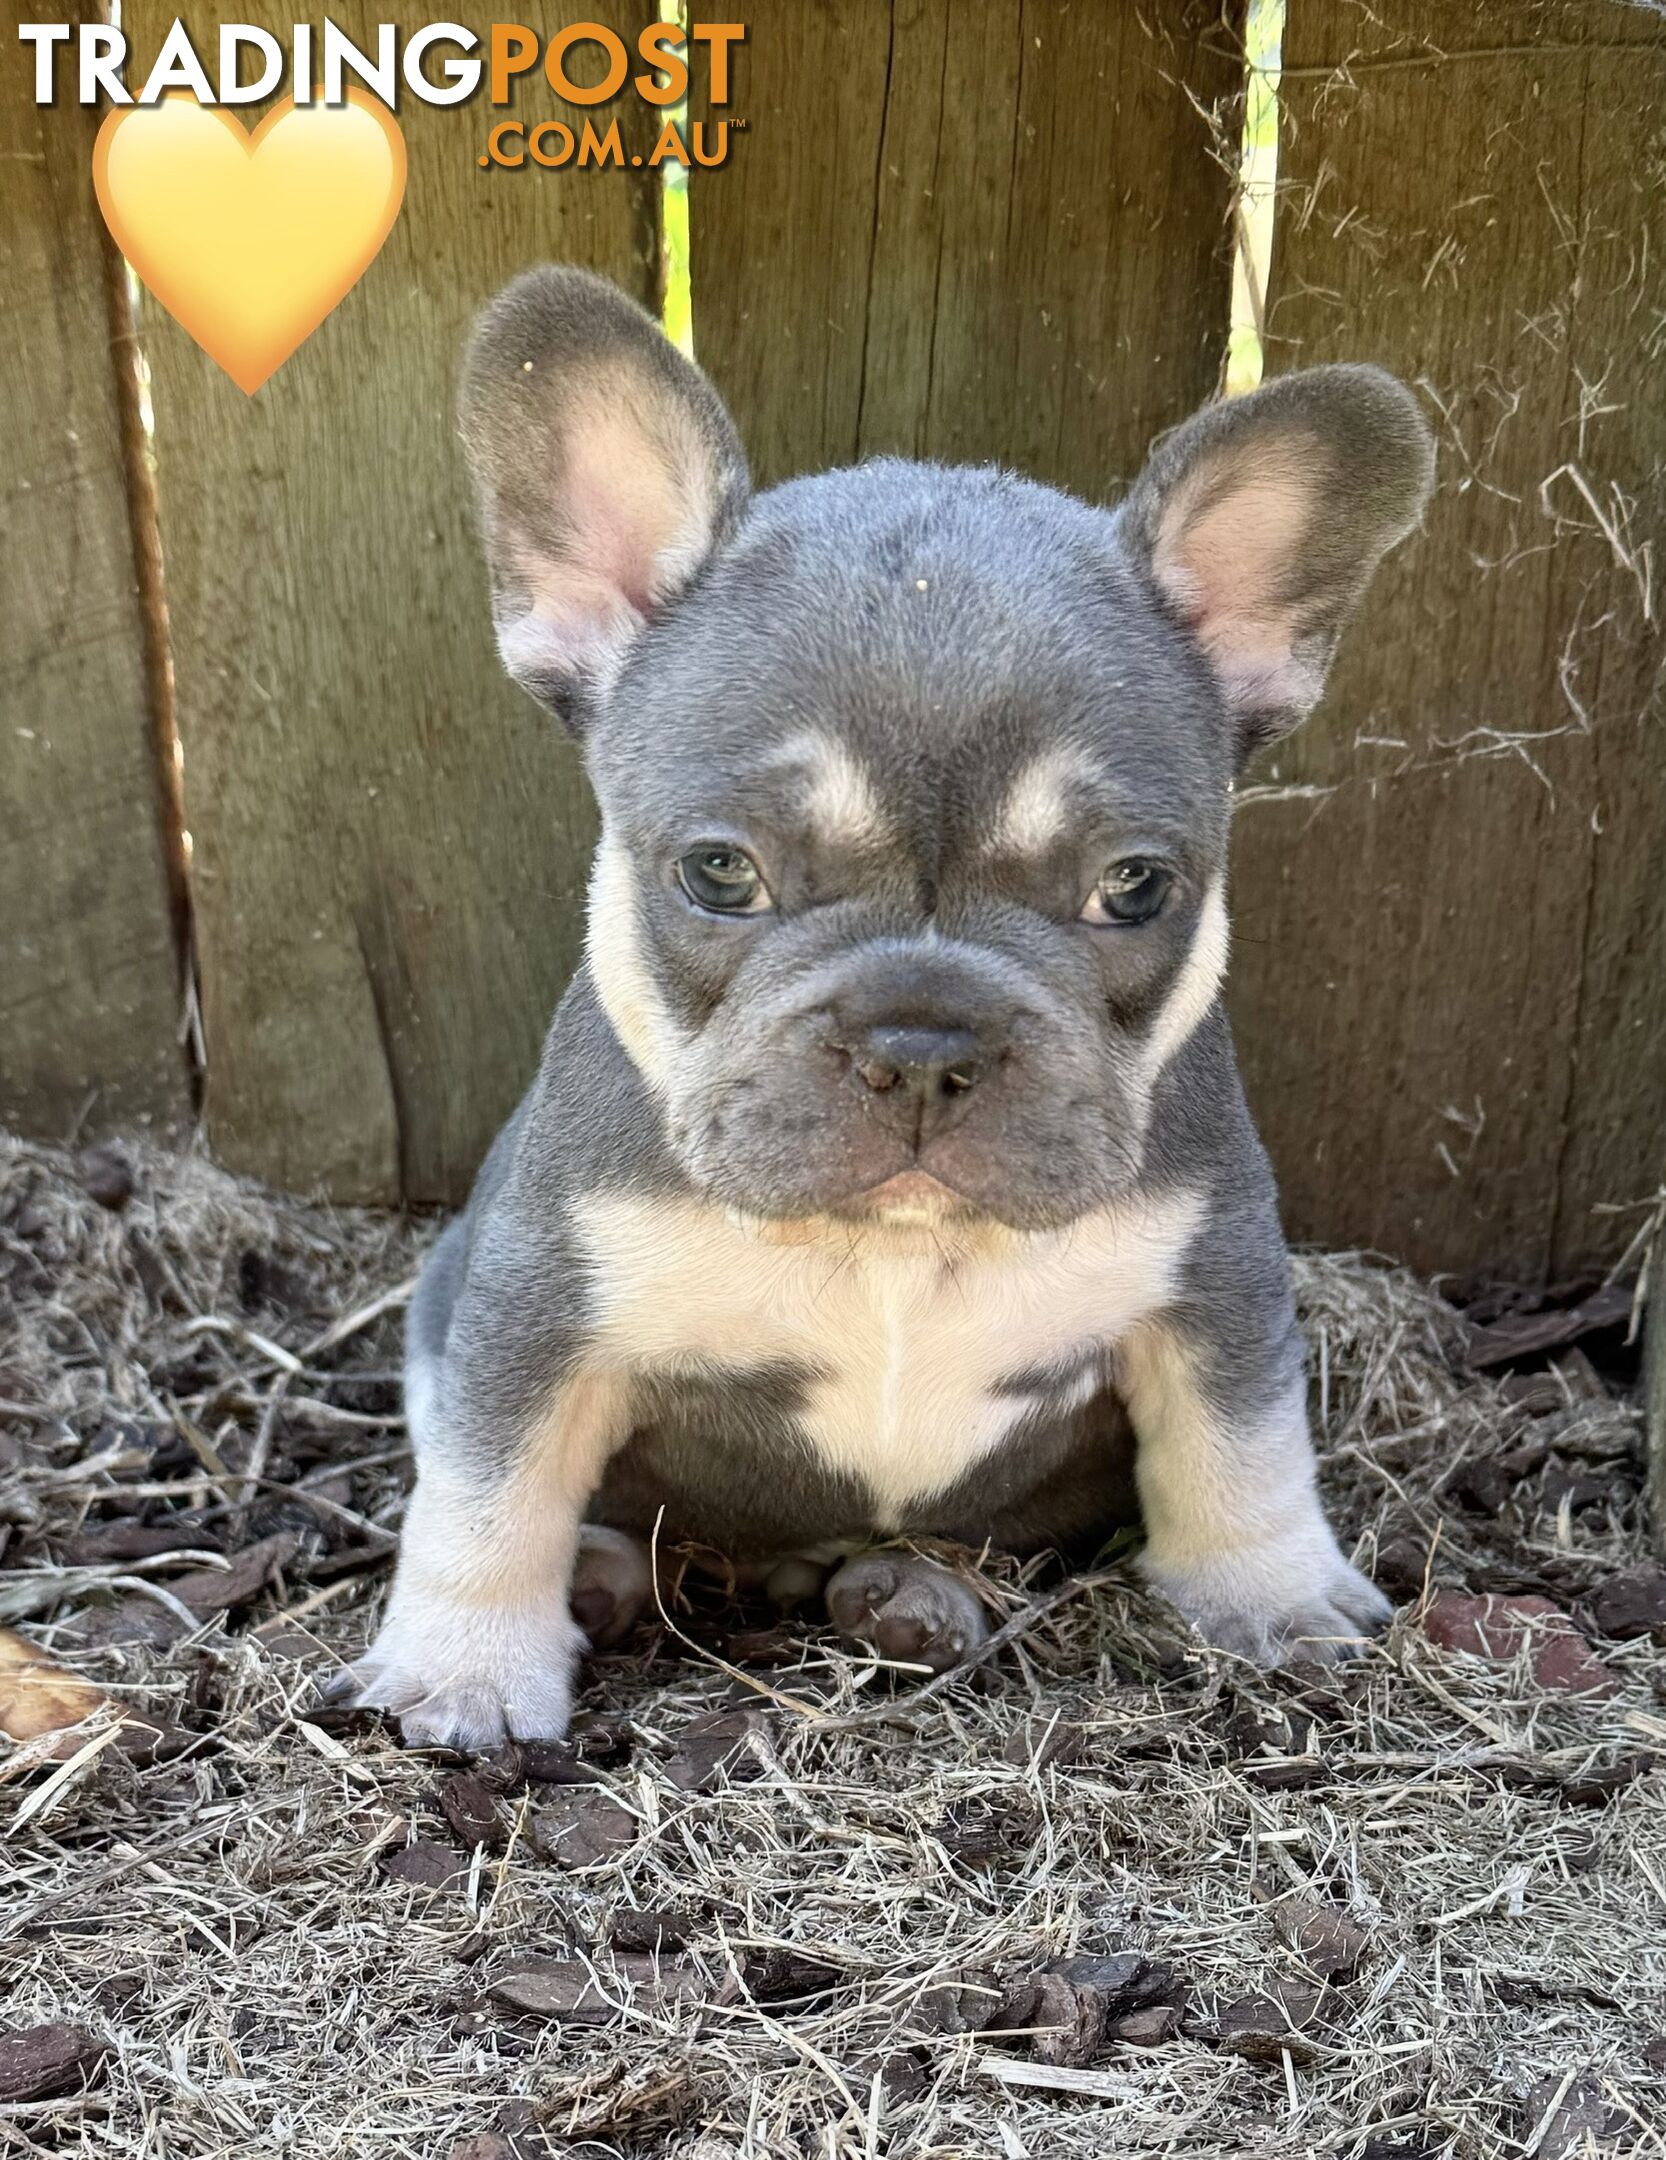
[
  {"left": 1649, "top": 1244, "right": 1665, "bottom": 1554},
  {"left": 0, "top": 0, "right": 189, "bottom": 1143},
  {"left": 689, "top": 0, "right": 1243, "bottom": 494},
  {"left": 1232, "top": 0, "right": 1666, "bottom": 1281},
  {"left": 130, "top": 3, "right": 657, "bottom": 1202}
]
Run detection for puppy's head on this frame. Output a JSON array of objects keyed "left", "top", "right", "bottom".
[{"left": 461, "top": 268, "right": 1433, "bottom": 1231}]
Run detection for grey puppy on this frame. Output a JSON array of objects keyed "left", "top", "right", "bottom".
[{"left": 341, "top": 267, "right": 1434, "bottom": 1749}]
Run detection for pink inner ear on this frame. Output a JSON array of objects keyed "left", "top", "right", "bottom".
[
  {"left": 1152, "top": 462, "right": 1324, "bottom": 716},
  {"left": 564, "top": 407, "right": 712, "bottom": 621},
  {"left": 500, "top": 397, "right": 719, "bottom": 698}
]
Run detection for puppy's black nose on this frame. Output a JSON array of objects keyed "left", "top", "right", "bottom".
[{"left": 851, "top": 1025, "right": 986, "bottom": 1113}]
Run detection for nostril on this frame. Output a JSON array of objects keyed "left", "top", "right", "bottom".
[{"left": 845, "top": 1025, "right": 987, "bottom": 1104}]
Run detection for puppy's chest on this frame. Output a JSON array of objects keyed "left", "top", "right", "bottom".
[{"left": 576, "top": 1192, "right": 1200, "bottom": 1521}]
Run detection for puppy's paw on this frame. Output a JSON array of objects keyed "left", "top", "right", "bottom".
[
  {"left": 826, "top": 1552, "right": 989, "bottom": 1674},
  {"left": 330, "top": 1597, "right": 583, "bottom": 1750},
  {"left": 568, "top": 1525, "right": 654, "bottom": 1650},
  {"left": 1146, "top": 1544, "right": 1392, "bottom": 1668}
]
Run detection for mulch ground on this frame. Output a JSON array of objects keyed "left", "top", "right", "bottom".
[{"left": 2, "top": 1133, "right": 1663, "bottom": 2159}]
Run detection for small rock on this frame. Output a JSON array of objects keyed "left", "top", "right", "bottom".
[
  {"left": 1423, "top": 1591, "right": 1619, "bottom": 1698},
  {"left": 531, "top": 1787, "right": 638, "bottom": 1869},
  {"left": 1643, "top": 2035, "right": 1666, "bottom": 2073},
  {"left": 1589, "top": 1570, "right": 1666, "bottom": 1641},
  {"left": 661, "top": 1708, "right": 769, "bottom": 1793},
  {"left": 381, "top": 1839, "right": 469, "bottom": 1892},
  {"left": 77, "top": 1142, "right": 135, "bottom": 1210},
  {"left": 0, "top": 2023, "right": 108, "bottom": 2105},
  {"left": 1271, "top": 1895, "right": 1370, "bottom": 1982},
  {"left": 1111, "top": 2004, "right": 1182, "bottom": 2046},
  {"left": 1534, "top": 1628, "right": 1623, "bottom": 1700},
  {"left": 450, "top": 2139, "right": 517, "bottom": 2160},
  {"left": 436, "top": 1770, "right": 504, "bottom": 1853}
]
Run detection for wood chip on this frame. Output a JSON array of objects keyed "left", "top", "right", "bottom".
[
  {"left": 436, "top": 1770, "right": 504, "bottom": 1853},
  {"left": 531, "top": 1787, "right": 638, "bottom": 1869},
  {"left": 380, "top": 1839, "right": 469, "bottom": 1892},
  {"left": 1110, "top": 2004, "right": 1183, "bottom": 2046},
  {"left": 1215, "top": 1979, "right": 1326, "bottom": 2062},
  {"left": 660, "top": 1708, "right": 769, "bottom": 1793},
  {"left": 172, "top": 1532, "right": 298, "bottom": 1617},
  {"left": 0, "top": 2022, "right": 108, "bottom": 2105},
  {"left": 484, "top": 1953, "right": 697, "bottom": 2023},
  {"left": 1271, "top": 1895, "right": 1371, "bottom": 1982}
]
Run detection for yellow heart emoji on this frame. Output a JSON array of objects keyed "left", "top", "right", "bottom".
[{"left": 94, "top": 91, "right": 407, "bottom": 395}]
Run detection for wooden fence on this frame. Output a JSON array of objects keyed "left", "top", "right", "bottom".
[{"left": 3, "top": 0, "right": 1663, "bottom": 1286}]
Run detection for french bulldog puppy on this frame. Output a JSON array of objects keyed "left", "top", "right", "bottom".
[{"left": 341, "top": 267, "right": 1434, "bottom": 1749}]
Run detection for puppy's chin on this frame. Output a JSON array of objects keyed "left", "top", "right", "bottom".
[{"left": 841, "top": 1170, "right": 969, "bottom": 1224}]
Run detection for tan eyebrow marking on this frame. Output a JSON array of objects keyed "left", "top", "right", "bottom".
[
  {"left": 987, "top": 745, "right": 1100, "bottom": 854},
  {"left": 772, "top": 730, "right": 890, "bottom": 848}
]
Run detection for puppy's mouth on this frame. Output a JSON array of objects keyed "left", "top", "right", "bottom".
[{"left": 850, "top": 1170, "right": 968, "bottom": 1222}]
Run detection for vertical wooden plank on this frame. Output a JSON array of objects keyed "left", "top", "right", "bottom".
[
  {"left": 1232, "top": 0, "right": 1666, "bottom": 1281},
  {"left": 690, "top": 0, "right": 1243, "bottom": 496},
  {"left": 0, "top": 0, "right": 189, "bottom": 1142},
  {"left": 130, "top": 4, "right": 657, "bottom": 1203},
  {"left": 1648, "top": 1238, "right": 1665, "bottom": 1554}
]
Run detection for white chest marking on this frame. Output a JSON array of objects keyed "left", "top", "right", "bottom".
[{"left": 574, "top": 1190, "right": 1204, "bottom": 1524}]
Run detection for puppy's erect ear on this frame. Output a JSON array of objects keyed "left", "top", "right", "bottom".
[
  {"left": 460, "top": 266, "right": 749, "bottom": 729},
  {"left": 1119, "top": 365, "right": 1434, "bottom": 757}
]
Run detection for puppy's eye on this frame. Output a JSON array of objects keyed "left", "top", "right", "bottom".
[
  {"left": 1081, "top": 858, "right": 1172, "bottom": 926},
  {"left": 677, "top": 844, "right": 770, "bottom": 915}
]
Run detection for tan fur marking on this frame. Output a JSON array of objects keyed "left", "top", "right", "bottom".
[
  {"left": 773, "top": 730, "right": 889, "bottom": 848},
  {"left": 1118, "top": 1318, "right": 1381, "bottom": 1659},
  {"left": 988, "top": 745, "right": 1099, "bottom": 855},
  {"left": 1141, "top": 875, "right": 1230, "bottom": 1081},
  {"left": 396, "top": 1365, "right": 633, "bottom": 1612},
  {"left": 585, "top": 833, "right": 688, "bottom": 1093}
]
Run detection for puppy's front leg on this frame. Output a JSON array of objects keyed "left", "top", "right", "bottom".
[
  {"left": 341, "top": 1365, "right": 630, "bottom": 1749},
  {"left": 1121, "top": 1313, "right": 1389, "bottom": 1667}
]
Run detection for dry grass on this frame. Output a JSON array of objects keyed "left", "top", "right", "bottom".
[{"left": 1, "top": 1133, "right": 1663, "bottom": 2159}]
